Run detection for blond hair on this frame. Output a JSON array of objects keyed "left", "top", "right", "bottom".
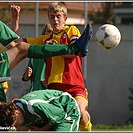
[{"left": 47, "top": 2, "right": 67, "bottom": 17}]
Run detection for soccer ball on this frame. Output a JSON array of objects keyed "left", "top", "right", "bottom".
[{"left": 95, "top": 24, "right": 121, "bottom": 50}]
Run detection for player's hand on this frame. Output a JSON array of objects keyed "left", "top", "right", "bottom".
[
  {"left": 11, "top": 5, "right": 21, "bottom": 18},
  {"left": 41, "top": 80, "right": 46, "bottom": 87},
  {"left": 23, "top": 67, "right": 32, "bottom": 80},
  {"left": 45, "top": 39, "right": 58, "bottom": 44},
  {"left": 26, "top": 67, "right": 32, "bottom": 77},
  {"left": 29, "top": 126, "right": 42, "bottom": 131}
]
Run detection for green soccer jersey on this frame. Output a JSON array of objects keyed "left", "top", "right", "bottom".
[
  {"left": 0, "top": 52, "right": 11, "bottom": 82},
  {"left": 23, "top": 58, "right": 47, "bottom": 92},
  {"left": 13, "top": 89, "right": 80, "bottom": 131},
  {"left": 0, "top": 21, "right": 19, "bottom": 47}
]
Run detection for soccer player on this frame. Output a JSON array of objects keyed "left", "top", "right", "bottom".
[
  {"left": 22, "top": 24, "right": 53, "bottom": 92},
  {"left": 0, "top": 20, "right": 19, "bottom": 102},
  {"left": 11, "top": 3, "right": 92, "bottom": 131},
  {"left": 0, "top": 89, "right": 80, "bottom": 131},
  {"left": 0, "top": 20, "right": 91, "bottom": 84}
]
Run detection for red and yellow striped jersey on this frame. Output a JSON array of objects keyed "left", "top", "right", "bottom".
[{"left": 23, "top": 25, "right": 85, "bottom": 88}]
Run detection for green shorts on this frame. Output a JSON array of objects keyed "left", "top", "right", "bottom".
[{"left": 0, "top": 52, "right": 11, "bottom": 82}]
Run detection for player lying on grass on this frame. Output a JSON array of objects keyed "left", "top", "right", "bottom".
[
  {"left": 0, "top": 89, "right": 80, "bottom": 131},
  {"left": 0, "top": 21, "right": 92, "bottom": 82}
]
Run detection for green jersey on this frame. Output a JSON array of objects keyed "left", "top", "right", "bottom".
[
  {"left": 0, "top": 21, "right": 19, "bottom": 47},
  {"left": 0, "top": 52, "right": 11, "bottom": 82},
  {"left": 13, "top": 89, "right": 80, "bottom": 131}
]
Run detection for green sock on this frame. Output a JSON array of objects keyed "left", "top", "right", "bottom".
[
  {"left": 0, "top": 21, "right": 19, "bottom": 47},
  {"left": 28, "top": 44, "right": 79, "bottom": 58}
]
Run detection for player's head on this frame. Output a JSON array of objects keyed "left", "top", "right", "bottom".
[
  {"left": 0, "top": 102, "right": 24, "bottom": 130},
  {"left": 41, "top": 23, "right": 53, "bottom": 35},
  {"left": 0, "top": 102, "right": 17, "bottom": 129},
  {"left": 47, "top": 2, "right": 67, "bottom": 32}
]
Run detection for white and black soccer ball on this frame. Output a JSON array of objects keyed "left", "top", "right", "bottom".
[{"left": 95, "top": 24, "right": 121, "bottom": 50}]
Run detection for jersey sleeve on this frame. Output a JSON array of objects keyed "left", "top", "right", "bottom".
[
  {"left": 23, "top": 35, "right": 45, "bottom": 45},
  {"left": 68, "top": 25, "right": 81, "bottom": 44}
]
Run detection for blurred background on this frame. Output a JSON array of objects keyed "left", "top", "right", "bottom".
[{"left": 0, "top": 1, "right": 133, "bottom": 126}]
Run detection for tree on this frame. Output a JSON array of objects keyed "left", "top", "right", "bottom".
[
  {"left": 88, "top": 2, "right": 120, "bottom": 24},
  {"left": 0, "top": 3, "right": 12, "bottom": 23}
]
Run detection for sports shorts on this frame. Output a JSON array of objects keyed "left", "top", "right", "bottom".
[
  {"left": 48, "top": 83, "right": 88, "bottom": 103},
  {"left": 0, "top": 52, "right": 11, "bottom": 82}
]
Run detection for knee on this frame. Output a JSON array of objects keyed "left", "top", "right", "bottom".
[
  {"left": 78, "top": 103, "right": 88, "bottom": 116},
  {"left": 80, "top": 109, "right": 90, "bottom": 118},
  {"left": 79, "top": 107, "right": 86, "bottom": 115},
  {"left": 16, "top": 42, "right": 30, "bottom": 53}
]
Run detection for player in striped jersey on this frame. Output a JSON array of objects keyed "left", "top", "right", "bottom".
[{"left": 0, "top": 20, "right": 91, "bottom": 83}]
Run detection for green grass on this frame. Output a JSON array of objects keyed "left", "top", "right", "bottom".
[{"left": 92, "top": 124, "right": 133, "bottom": 131}]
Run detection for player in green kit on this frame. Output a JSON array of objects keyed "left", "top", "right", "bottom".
[
  {"left": 22, "top": 58, "right": 47, "bottom": 91},
  {"left": 22, "top": 24, "right": 53, "bottom": 92},
  {"left": 0, "top": 89, "right": 80, "bottom": 131},
  {"left": 0, "top": 21, "right": 19, "bottom": 102}
]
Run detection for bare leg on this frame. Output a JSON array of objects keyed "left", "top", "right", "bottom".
[
  {"left": 76, "top": 98, "right": 92, "bottom": 131},
  {"left": 5, "top": 41, "right": 77, "bottom": 70},
  {"left": 6, "top": 42, "right": 30, "bottom": 70},
  {"left": 4, "top": 24, "right": 92, "bottom": 71}
]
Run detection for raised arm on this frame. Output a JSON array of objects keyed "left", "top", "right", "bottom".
[{"left": 11, "top": 5, "right": 23, "bottom": 43}]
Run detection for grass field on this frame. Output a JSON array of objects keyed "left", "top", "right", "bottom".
[{"left": 92, "top": 124, "right": 133, "bottom": 131}]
